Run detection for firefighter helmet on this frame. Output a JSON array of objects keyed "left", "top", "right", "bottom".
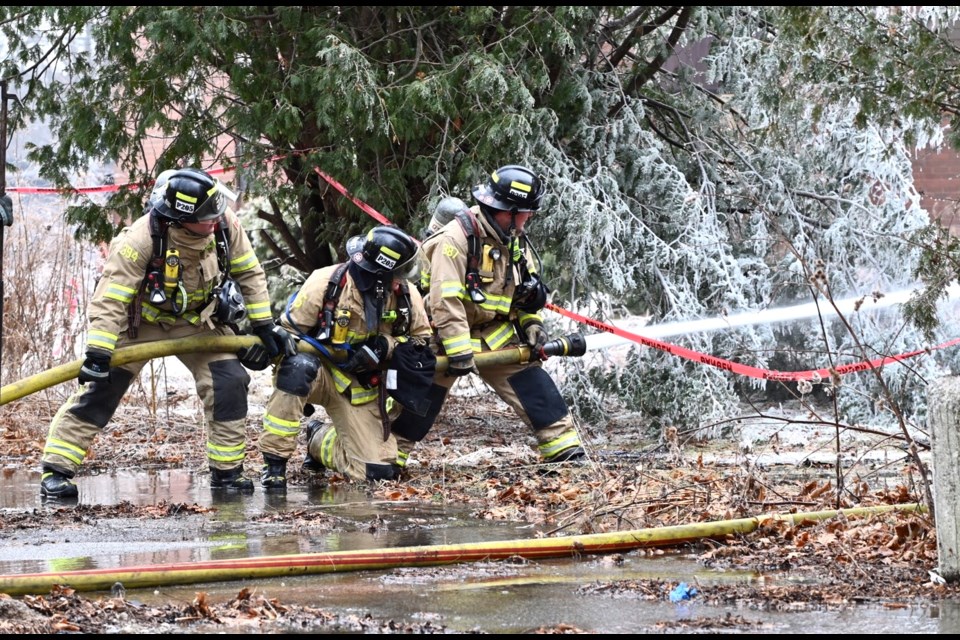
[
  {"left": 150, "top": 167, "right": 227, "bottom": 224},
  {"left": 471, "top": 165, "right": 544, "bottom": 213},
  {"left": 346, "top": 226, "right": 420, "bottom": 280}
]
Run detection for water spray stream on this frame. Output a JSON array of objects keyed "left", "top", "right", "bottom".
[{"left": 586, "top": 284, "right": 960, "bottom": 351}]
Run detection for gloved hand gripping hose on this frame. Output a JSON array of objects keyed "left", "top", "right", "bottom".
[{"left": 0, "top": 336, "right": 587, "bottom": 407}]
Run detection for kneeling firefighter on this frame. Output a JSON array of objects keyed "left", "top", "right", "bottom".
[
  {"left": 393, "top": 164, "right": 586, "bottom": 470},
  {"left": 39, "top": 168, "right": 297, "bottom": 499},
  {"left": 258, "top": 225, "right": 435, "bottom": 487}
]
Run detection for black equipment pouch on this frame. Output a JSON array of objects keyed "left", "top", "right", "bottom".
[{"left": 385, "top": 337, "right": 437, "bottom": 416}]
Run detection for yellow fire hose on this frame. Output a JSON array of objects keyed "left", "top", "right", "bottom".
[
  {"left": 0, "top": 503, "right": 923, "bottom": 596},
  {"left": 0, "top": 336, "right": 533, "bottom": 406}
]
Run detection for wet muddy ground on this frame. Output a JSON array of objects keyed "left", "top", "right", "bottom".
[{"left": 2, "top": 374, "right": 960, "bottom": 633}]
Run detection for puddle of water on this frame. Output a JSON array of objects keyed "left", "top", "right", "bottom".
[
  {"left": 0, "top": 468, "right": 540, "bottom": 576},
  {"left": 0, "top": 467, "right": 958, "bottom": 633},
  {"left": 132, "top": 555, "right": 958, "bottom": 634}
]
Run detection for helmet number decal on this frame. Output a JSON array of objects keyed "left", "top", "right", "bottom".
[
  {"left": 375, "top": 252, "right": 398, "bottom": 270},
  {"left": 175, "top": 199, "right": 195, "bottom": 214}
]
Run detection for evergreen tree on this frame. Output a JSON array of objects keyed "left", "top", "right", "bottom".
[{"left": 2, "top": 6, "right": 959, "bottom": 434}]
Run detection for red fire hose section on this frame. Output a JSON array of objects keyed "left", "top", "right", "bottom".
[{"left": 11, "top": 164, "right": 956, "bottom": 382}]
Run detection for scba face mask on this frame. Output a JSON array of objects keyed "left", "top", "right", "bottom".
[
  {"left": 215, "top": 278, "right": 247, "bottom": 324},
  {"left": 513, "top": 273, "right": 550, "bottom": 312}
]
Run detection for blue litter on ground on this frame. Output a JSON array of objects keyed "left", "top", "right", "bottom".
[{"left": 669, "top": 582, "right": 698, "bottom": 603}]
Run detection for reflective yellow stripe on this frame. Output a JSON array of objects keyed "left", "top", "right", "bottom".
[
  {"left": 104, "top": 283, "right": 136, "bottom": 303},
  {"left": 327, "top": 362, "right": 377, "bottom": 404},
  {"left": 319, "top": 427, "right": 338, "bottom": 468},
  {"left": 441, "top": 333, "right": 472, "bottom": 356},
  {"left": 141, "top": 303, "right": 202, "bottom": 325},
  {"left": 509, "top": 180, "right": 531, "bottom": 194},
  {"left": 539, "top": 430, "right": 582, "bottom": 459},
  {"left": 517, "top": 310, "right": 543, "bottom": 326},
  {"left": 262, "top": 414, "right": 301, "bottom": 438},
  {"left": 485, "top": 321, "right": 514, "bottom": 350},
  {"left": 230, "top": 251, "right": 260, "bottom": 274},
  {"left": 510, "top": 238, "right": 522, "bottom": 261},
  {"left": 246, "top": 300, "right": 272, "bottom": 321},
  {"left": 206, "top": 441, "right": 246, "bottom": 463},
  {"left": 43, "top": 438, "right": 86, "bottom": 465},
  {"left": 87, "top": 329, "right": 118, "bottom": 351},
  {"left": 330, "top": 367, "right": 351, "bottom": 393},
  {"left": 440, "top": 281, "right": 467, "bottom": 299},
  {"left": 477, "top": 292, "right": 512, "bottom": 315},
  {"left": 350, "top": 387, "right": 377, "bottom": 405}
]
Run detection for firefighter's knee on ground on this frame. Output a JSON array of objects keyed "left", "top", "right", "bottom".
[
  {"left": 276, "top": 353, "right": 321, "bottom": 397},
  {"left": 365, "top": 461, "right": 400, "bottom": 482}
]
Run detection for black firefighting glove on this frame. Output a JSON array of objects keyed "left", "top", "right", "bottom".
[
  {"left": 446, "top": 352, "right": 478, "bottom": 378},
  {"left": 78, "top": 350, "right": 111, "bottom": 384},
  {"left": 342, "top": 336, "right": 389, "bottom": 375},
  {"left": 253, "top": 322, "right": 298, "bottom": 359},
  {"left": 524, "top": 322, "right": 548, "bottom": 350},
  {"left": 236, "top": 343, "right": 271, "bottom": 371}
]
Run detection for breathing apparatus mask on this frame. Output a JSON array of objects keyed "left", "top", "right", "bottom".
[
  {"left": 513, "top": 272, "right": 550, "bottom": 313},
  {"left": 213, "top": 278, "right": 247, "bottom": 325}
]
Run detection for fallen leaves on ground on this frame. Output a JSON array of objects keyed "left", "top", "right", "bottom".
[{"left": 0, "top": 393, "right": 956, "bottom": 632}]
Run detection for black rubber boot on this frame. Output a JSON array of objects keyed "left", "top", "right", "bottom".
[
  {"left": 301, "top": 419, "right": 326, "bottom": 473},
  {"left": 209, "top": 466, "right": 255, "bottom": 493},
  {"left": 40, "top": 465, "right": 78, "bottom": 499},
  {"left": 261, "top": 453, "right": 288, "bottom": 491}
]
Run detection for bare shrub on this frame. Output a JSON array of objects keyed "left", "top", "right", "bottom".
[
  {"left": 1, "top": 194, "right": 94, "bottom": 395},
  {"left": 0, "top": 194, "right": 208, "bottom": 439}
]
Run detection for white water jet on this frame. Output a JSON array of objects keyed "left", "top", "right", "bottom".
[{"left": 585, "top": 283, "right": 960, "bottom": 351}]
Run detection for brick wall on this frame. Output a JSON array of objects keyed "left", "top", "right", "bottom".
[{"left": 914, "top": 141, "right": 960, "bottom": 235}]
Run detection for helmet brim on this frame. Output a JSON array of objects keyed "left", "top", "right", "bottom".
[{"left": 472, "top": 183, "right": 519, "bottom": 212}]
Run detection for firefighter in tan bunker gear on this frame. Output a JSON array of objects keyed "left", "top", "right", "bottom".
[
  {"left": 391, "top": 165, "right": 585, "bottom": 470},
  {"left": 39, "top": 168, "right": 297, "bottom": 499},
  {"left": 258, "top": 226, "right": 434, "bottom": 487}
]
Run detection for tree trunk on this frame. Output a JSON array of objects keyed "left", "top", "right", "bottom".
[{"left": 929, "top": 375, "right": 960, "bottom": 581}]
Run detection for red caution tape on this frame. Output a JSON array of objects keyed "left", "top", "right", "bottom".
[
  {"left": 6, "top": 162, "right": 244, "bottom": 195},
  {"left": 546, "top": 302, "right": 960, "bottom": 382},
  {"left": 315, "top": 168, "right": 393, "bottom": 226},
  {"left": 16, "top": 160, "right": 957, "bottom": 382}
]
